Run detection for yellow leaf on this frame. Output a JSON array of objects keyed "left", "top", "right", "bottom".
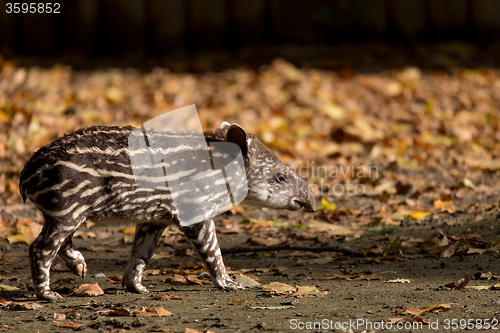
[
  {"left": 391, "top": 210, "right": 411, "bottom": 220},
  {"left": 420, "top": 303, "right": 451, "bottom": 313},
  {"left": 321, "top": 104, "right": 345, "bottom": 120},
  {"left": 466, "top": 285, "right": 490, "bottom": 290},
  {"left": 295, "top": 285, "right": 328, "bottom": 296},
  {"left": 7, "top": 221, "right": 43, "bottom": 244},
  {"left": 120, "top": 227, "right": 136, "bottom": 234},
  {"left": 105, "top": 87, "right": 124, "bottom": 104},
  {"left": 344, "top": 119, "right": 384, "bottom": 142},
  {"left": 409, "top": 212, "right": 429, "bottom": 220},
  {"left": 308, "top": 220, "right": 358, "bottom": 237},
  {"left": 227, "top": 299, "right": 249, "bottom": 305},
  {"left": 0, "top": 284, "right": 19, "bottom": 291},
  {"left": 464, "top": 178, "right": 476, "bottom": 190},
  {"left": 317, "top": 198, "right": 336, "bottom": 211},
  {"left": 262, "top": 282, "right": 295, "bottom": 294},
  {"left": 433, "top": 199, "right": 453, "bottom": 209}
]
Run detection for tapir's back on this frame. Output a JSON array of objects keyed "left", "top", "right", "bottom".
[{"left": 19, "top": 125, "right": 228, "bottom": 223}]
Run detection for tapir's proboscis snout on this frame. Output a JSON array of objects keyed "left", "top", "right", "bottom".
[{"left": 294, "top": 176, "right": 317, "bottom": 212}]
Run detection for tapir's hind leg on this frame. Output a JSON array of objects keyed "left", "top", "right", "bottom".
[
  {"left": 30, "top": 215, "right": 84, "bottom": 300},
  {"left": 58, "top": 233, "right": 87, "bottom": 278}
]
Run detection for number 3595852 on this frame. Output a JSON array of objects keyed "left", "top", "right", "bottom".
[{"left": 6, "top": 3, "right": 61, "bottom": 14}]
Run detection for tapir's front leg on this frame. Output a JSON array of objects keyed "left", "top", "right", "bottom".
[
  {"left": 122, "top": 222, "right": 166, "bottom": 293},
  {"left": 181, "top": 219, "right": 242, "bottom": 290}
]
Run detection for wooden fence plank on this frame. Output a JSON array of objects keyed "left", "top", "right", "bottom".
[
  {"left": 149, "top": 0, "right": 186, "bottom": 51},
  {"left": 0, "top": 2, "right": 14, "bottom": 52},
  {"left": 427, "top": 0, "right": 468, "bottom": 39},
  {"left": 16, "top": 15, "right": 54, "bottom": 54},
  {"left": 1, "top": 0, "right": 500, "bottom": 56},
  {"left": 76, "top": 0, "right": 99, "bottom": 53},
  {"left": 101, "top": 0, "right": 145, "bottom": 54},
  {"left": 269, "top": 0, "right": 287, "bottom": 41},
  {"left": 389, "top": 0, "right": 427, "bottom": 40},
  {"left": 188, "top": 0, "right": 227, "bottom": 48},
  {"left": 352, "top": 0, "right": 387, "bottom": 39},
  {"left": 230, "top": 0, "right": 266, "bottom": 43},
  {"left": 471, "top": 0, "right": 500, "bottom": 39}
]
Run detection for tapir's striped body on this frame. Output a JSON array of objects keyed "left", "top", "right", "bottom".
[{"left": 20, "top": 123, "right": 316, "bottom": 300}]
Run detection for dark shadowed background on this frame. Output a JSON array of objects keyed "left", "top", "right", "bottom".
[{"left": 1, "top": 0, "right": 500, "bottom": 70}]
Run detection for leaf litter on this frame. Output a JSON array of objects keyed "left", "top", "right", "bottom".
[{"left": 0, "top": 53, "right": 500, "bottom": 331}]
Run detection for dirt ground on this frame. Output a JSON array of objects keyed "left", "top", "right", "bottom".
[{"left": 1, "top": 168, "right": 499, "bottom": 333}]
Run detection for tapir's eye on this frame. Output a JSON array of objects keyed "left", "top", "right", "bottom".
[{"left": 275, "top": 172, "right": 286, "bottom": 183}]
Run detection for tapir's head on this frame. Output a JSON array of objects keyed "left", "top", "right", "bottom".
[{"left": 220, "top": 122, "right": 316, "bottom": 213}]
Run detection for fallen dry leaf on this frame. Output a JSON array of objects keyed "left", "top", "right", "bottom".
[
  {"left": 396, "top": 303, "right": 451, "bottom": 316},
  {"left": 178, "top": 261, "right": 201, "bottom": 270},
  {"left": 295, "top": 257, "right": 333, "bottom": 265},
  {"left": 108, "top": 307, "right": 130, "bottom": 316},
  {"left": 386, "top": 278, "right": 412, "bottom": 283},
  {"left": 165, "top": 274, "right": 188, "bottom": 285},
  {"left": 53, "top": 313, "right": 66, "bottom": 320},
  {"left": 433, "top": 199, "right": 453, "bottom": 210},
  {"left": 5, "top": 302, "right": 43, "bottom": 310},
  {"left": 440, "top": 241, "right": 459, "bottom": 258},
  {"left": 152, "top": 293, "right": 185, "bottom": 301},
  {"left": 72, "top": 283, "right": 104, "bottom": 297},
  {"left": 466, "top": 285, "right": 490, "bottom": 290},
  {"left": 239, "top": 268, "right": 270, "bottom": 274},
  {"left": 292, "top": 285, "right": 328, "bottom": 297},
  {"left": 420, "top": 303, "right": 451, "bottom": 313},
  {"left": 151, "top": 252, "right": 174, "bottom": 260},
  {"left": 445, "top": 273, "right": 471, "bottom": 290},
  {"left": 73, "top": 230, "right": 96, "bottom": 239},
  {"left": 185, "top": 274, "right": 210, "bottom": 285},
  {"left": 54, "top": 320, "right": 82, "bottom": 329},
  {"left": 108, "top": 275, "right": 122, "bottom": 283},
  {"left": 185, "top": 329, "right": 201, "bottom": 333},
  {"left": 397, "top": 308, "right": 423, "bottom": 316},
  {"left": 390, "top": 317, "right": 429, "bottom": 324},
  {"left": 464, "top": 177, "right": 476, "bottom": 190},
  {"left": 335, "top": 268, "right": 382, "bottom": 281},
  {"left": 231, "top": 274, "right": 260, "bottom": 288},
  {"left": 317, "top": 198, "right": 336, "bottom": 211},
  {"left": 262, "top": 282, "right": 296, "bottom": 294},
  {"left": 0, "top": 284, "right": 19, "bottom": 291},
  {"left": 308, "top": 220, "right": 360, "bottom": 237},
  {"left": 133, "top": 306, "right": 173, "bottom": 317},
  {"left": 65, "top": 309, "right": 81, "bottom": 319},
  {"left": 409, "top": 211, "right": 429, "bottom": 220},
  {"left": 246, "top": 237, "right": 282, "bottom": 246},
  {"left": 7, "top": 219, "right": 43, "bottom": 244},
  {"left": 227, "top": 299, "right": 249, "bottom": 305}
]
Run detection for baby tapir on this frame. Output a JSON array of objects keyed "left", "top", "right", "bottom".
[{"left": 20, "top": 122, "right": 316, "bottom": 299}]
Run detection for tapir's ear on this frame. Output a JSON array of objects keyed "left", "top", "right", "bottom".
[
  {"left": 220, "top": 121, "right": 231, "bottom": 130},
  {"left": 226, "top": 123, "right": 247, "bottom": 157}
]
